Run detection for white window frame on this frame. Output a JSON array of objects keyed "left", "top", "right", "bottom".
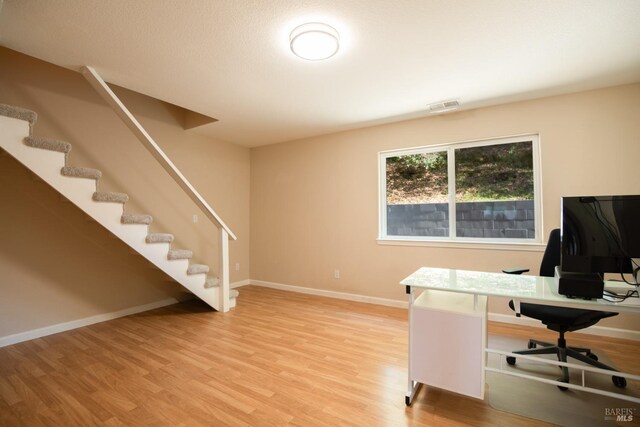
[{"left": 378, "top": 134, "right": 543, "bottom": 248}]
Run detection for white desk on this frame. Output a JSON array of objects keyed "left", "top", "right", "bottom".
[{"left": 401, "top": 267, "right": 640, "bottom": 405}]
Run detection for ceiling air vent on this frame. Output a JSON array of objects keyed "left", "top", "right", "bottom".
[{"left": 427, "top": 99, "right": 460, "bottom": 114}]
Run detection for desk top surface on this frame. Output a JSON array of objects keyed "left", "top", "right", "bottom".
[{"left": 401, "top": 267, "right": 640, "bottom": 313}]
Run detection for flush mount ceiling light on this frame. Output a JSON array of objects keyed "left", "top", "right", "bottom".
[{"left": 290, "top": 22, "right": 340, "bottom": 61}]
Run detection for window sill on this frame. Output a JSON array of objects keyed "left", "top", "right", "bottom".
[{"left": 377, "top": 237, "right": 546, "bottom": 252}]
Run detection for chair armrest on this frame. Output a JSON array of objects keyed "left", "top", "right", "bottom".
[{"left": 502, "top": 268, "right": 530, "bottom": 275}]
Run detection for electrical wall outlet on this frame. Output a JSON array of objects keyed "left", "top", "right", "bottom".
[
  {"left": 235, "top": 263, "right": 240, "bottom": 271},
  {"left": 334, "top": 269, "right": 340, "bottom": 279},
  {"left": 192, "top": 214, "right": 198, "bottom": 223}
]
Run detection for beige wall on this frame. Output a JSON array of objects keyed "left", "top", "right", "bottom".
[
  {"left": 251, "top": 83, "right": 640, "bottom": 330},
  {"left": 0, "top": 47, "right": 250, "bottom": 337},
  {"left": 2, "top": 44, "right": 639, "bottom": 337}
]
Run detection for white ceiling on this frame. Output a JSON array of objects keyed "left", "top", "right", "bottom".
[{"left": 1, "top": 0, "right": 639, "bottom": 147}]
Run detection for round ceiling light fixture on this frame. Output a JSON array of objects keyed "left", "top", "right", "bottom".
[{"left": 290, "top": 22, "right": 340, "bottom": 61}]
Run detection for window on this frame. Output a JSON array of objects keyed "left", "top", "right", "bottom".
[{"left": 379, "top": 135, "right": 541, "bottom": 243}]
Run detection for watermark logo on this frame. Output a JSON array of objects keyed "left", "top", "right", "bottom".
[{"left": 605, "top": 407, "right": 635, "bottom": 422}]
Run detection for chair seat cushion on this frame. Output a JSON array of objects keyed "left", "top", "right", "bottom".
[{"left": 508, "top": 300, "right": 617, "bottom": 331}]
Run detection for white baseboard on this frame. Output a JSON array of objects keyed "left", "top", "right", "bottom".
[
  {"left": 4, "top": 282, "right": 638, "bottom": 348},
  {"left": 488, "top": 312, "right": 640, "bottom": 341},
  {"left": 249, "top": 279, "right": 408, "bottom": 308},
  {"left": 0, "top": 297, "right": 178, "bottom": 348},
  {"left": 248, "top": 279, "right": 640, "bottom": 341},
  {"left": 231, "top": 279, "right": 250, "bottom": 289},
  {"left": 488, "top": 312, "right": 542, "bottom": 329}
]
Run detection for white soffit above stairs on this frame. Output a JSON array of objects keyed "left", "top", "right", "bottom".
[{"left": 0, "top": 0, "right": 639, "bottom": 147}]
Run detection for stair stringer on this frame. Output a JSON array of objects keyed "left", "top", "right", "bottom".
[{"left": 0, "top": 114, "right": 235, "bottom": 310}]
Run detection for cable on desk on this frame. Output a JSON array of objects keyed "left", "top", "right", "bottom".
[
  {"left": 603, "top": 288, "right": 639, "bottom": 303},
  {"left": 619, "top": 268, "right": 639, "bottom": 286}
]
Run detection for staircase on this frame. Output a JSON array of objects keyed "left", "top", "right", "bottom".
[{"left": 0, "top": 103, "right": 238, "bottom": 311}]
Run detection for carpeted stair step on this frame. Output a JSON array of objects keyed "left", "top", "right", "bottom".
[
  {"left": 146, "top": 233, "right": 174, "bottom": 244},
  {"left": 0, "top": 104, "right": 37, "bottom": 133},
  {"left": 61, "top": 166, "right": 102, "bottom": 180},
  {"left": 187, "top": 264, "right": 209, "bottom": 275},
  {"left": 121, "top": 214, "right": 152, "bottom": 225},
  {"left": 93, "top": 191, "right": 129, "bottom": 203},
  {"left": 204, "top": 277, "right": 219, "bottom": 288},
  {"left": 203, "top": 277, "right": 240, "bottom": 298},
  {"left": 24, "top": 136, "right": 71, "bottom": 160},
  {"left": 168, "top": 249, "right": 193, "bottom": 260}
]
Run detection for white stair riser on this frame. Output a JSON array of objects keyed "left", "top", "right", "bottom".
[
  {"left": 182, "top": 272, "right": 209, "bottom": 288},
  {"left": 113, "top": 223, "right": 149, "bottom": 247},
  {"left": 0, "top": 116, "right": 223, "bottom": 311},
  {"left": 138, "top": 241, "right": 171, "bottom": 259},
  {"left": 77, "top": 198, "right": 125, "bottom": 234},
  {"left": 59, "top": 178, "right": 97, "bottom": 200},
  {"left": 164, "top": 258, "right": 189, "bottom": 275},
  {"left": 3, "top": 126, "right": 67, "bottom": 181}
]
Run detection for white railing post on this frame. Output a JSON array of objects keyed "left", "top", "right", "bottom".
[{"left": 218, "top": 229, "right": 230, "bottom": 312}]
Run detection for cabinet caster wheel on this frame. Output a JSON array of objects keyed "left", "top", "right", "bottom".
[
  {"left": 613, "top": 376, "right": 627, "bottom": 388},
  {"left": 586, "top": 352, "right": 598, "bottom": 361},
  {"left": 556, "top": 378, "right": 569, "bottom": 391},
  {"left": 527, "top": 341, "right": 536, "bottom": 349},
  {"left": 506, "top": 356, "right": 516, "bottom": 365}
]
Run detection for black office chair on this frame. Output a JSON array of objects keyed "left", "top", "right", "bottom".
[{"left": 504, "top": 228, "right": 626, "bottom": 389}]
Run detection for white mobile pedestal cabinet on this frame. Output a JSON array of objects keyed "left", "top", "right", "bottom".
[{"left": 410, "top": 289, "right": 488, "bottom": 400}]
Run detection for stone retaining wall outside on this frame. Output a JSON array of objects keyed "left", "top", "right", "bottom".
[{"left": 387, "top": 200, "right": 535, "bottom": 238}]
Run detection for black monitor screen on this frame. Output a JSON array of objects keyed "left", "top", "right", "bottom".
[{"left": 561, "top": 195, "right": 640, "bottom": 275}]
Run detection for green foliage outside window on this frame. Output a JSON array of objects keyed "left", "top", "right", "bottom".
[
  {"left": 455, "top": 142, "right": 533, "bottom": 201},
  {"left": 386, "top": 142, "right": 533, "bottom": 204}
]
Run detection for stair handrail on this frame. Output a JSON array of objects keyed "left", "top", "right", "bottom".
[{"left": 81, "top": 66, "right": 234, "bottom": 312}]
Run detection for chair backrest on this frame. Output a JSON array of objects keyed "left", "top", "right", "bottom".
[{"left": 539, "top": 228, "right": 561, "bottom": 277}]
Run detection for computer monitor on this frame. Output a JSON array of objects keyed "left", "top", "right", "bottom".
[{"left": 561, "top": 195, "right": 640, "bottom": 277}]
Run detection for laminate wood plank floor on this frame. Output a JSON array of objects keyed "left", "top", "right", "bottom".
[{"left": 1, "top": 285, "right": 639, "bottom": 426}]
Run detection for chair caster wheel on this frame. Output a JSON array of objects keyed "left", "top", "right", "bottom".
[
  {"left": 556, "top": 378, "right": 569, "bottom": 391},
  {"left": 613, "top": 376, "right": 627, "bottom": 388},
  {"left": 527, "top": 341, "right": 536, "bottom": 349},
  {"left": 586, "top": 352, "right": 598, "bottom": 361},
  {"left": 506, "top": 356, "right": 516, "bottom": 365}
]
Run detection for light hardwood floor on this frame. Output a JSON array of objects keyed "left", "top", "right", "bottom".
[{"left": 1, "top": 285, "right": 638, "bottom": 426}]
